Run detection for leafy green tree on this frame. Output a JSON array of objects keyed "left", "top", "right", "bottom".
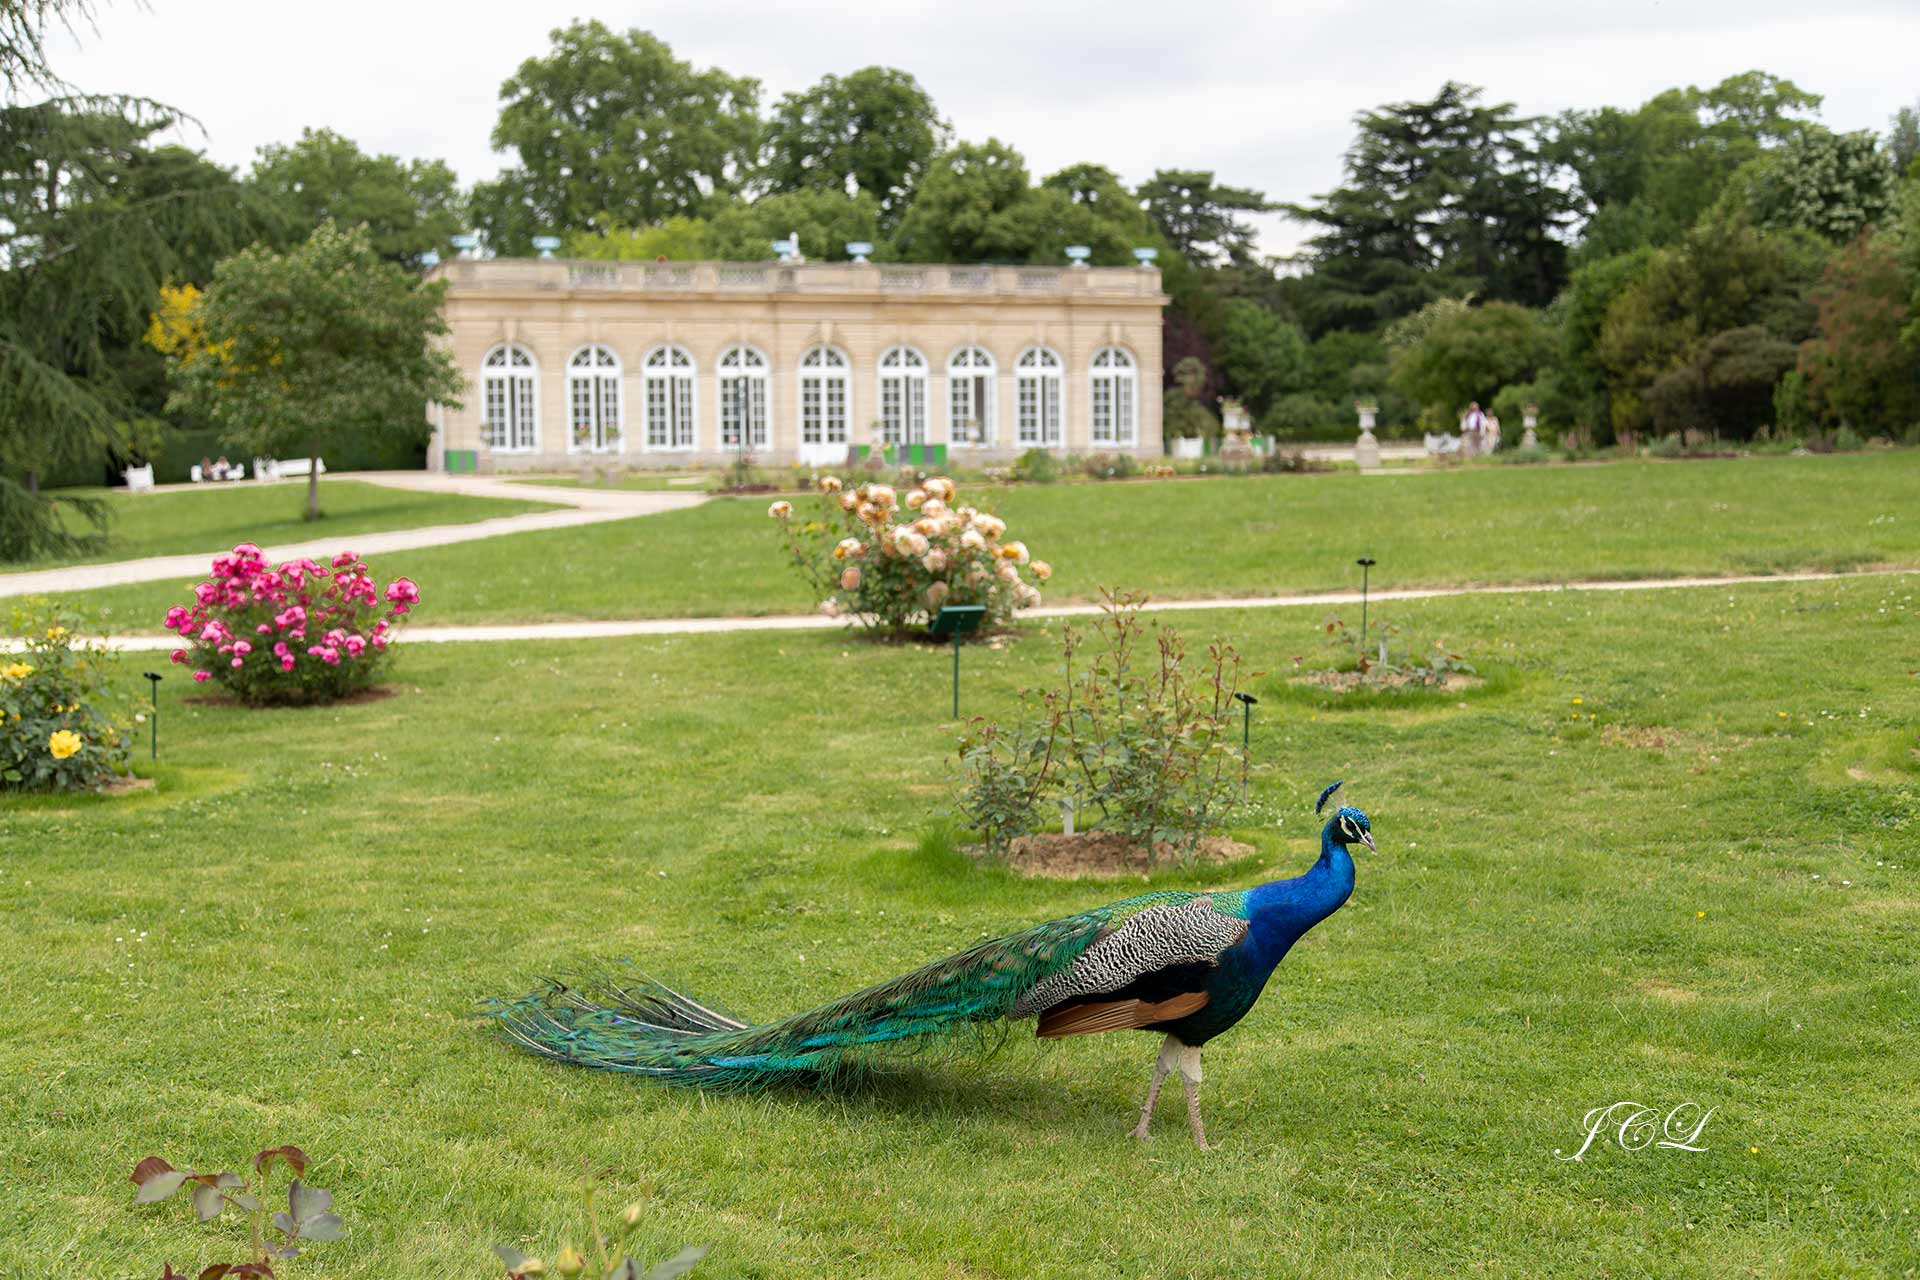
[
  {"left": 1554, "top": 71, "right": 1822, "bottom": 260},
  {"left": 891, "top": 140, "right": 1037, "bottom": 262},
  {"left": 1888, "top": 102, "right": 1920, "bottom": 178},
  {"left": 1137, "top": 169, "right": 1268, "bottom": 268},
  {"left": 1742, "top": 129, "right": 1897, "bottom": 245},
  {"left": 472, "top": 22, "right": 760, "bottom": 255},
  {"left": 1034, "top": 163, "right": 1162, "bottom": 265},
  {"left": 565, "top": 216, "right": 711, "bottom": 261},
  {"left": 1643, "top": 325, "right": 1797, "bottom": 440},
  {"left": 1, "top": 58, "right": 262, "bottom": 556},
  {"left": 1595, "top": 212, "right": 1818, "bottom": 437},
  {"left": 1554, "top": 248, "right": 1655, "bottom": 436},
  {"left": 1214, "top": 299, "right": 1311, "bottom": 416},
  {"left": 163, "top": 223, "right": 463, "bottom": 522},
  {"left": 1289, "top": 82, "right": 1571, "bottom": 334},
  {"left": 1163, "top": 356, "right": 1220, "bottom": 439},
  {"left": 1796, "top": 232, "right": 1920, "bottom": 432},
  {"left": 1388, "top": 302, "right": 1552, "bottom": 415},
  {"left": 707, "top": 189, "right": 882, "bottom": 261},
  {"left": 762, "top": 67, "right": 945, "bottom": 226},
  {"left": 249, "top": 127, "right": 465, "bottom": 267}
]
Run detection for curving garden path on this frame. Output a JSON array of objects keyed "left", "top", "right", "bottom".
[
  {"left": 0, "top": 472, "right": 706, "bottom": 600},
  {"left": 78, "top": 565, "right": 1918, "bottom": 652}
]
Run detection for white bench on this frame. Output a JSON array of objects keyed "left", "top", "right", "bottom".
[
  {"left": 273, "top": 458, "right": 326, "bottom": 479},
  {"left": 123, "top": 464, "right": 155, "bottom": 492}
]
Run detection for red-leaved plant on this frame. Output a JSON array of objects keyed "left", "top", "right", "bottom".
[
  {"left": 162, "top": 544, "right": 419, "bottom": 705},
  {"left": 133, "top": 1144, "right": 343, "bottom": 1277}
]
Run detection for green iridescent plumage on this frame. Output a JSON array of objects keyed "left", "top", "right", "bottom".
[{"left": 488, "top": 890, "right": 1215, "bottom": 1091}]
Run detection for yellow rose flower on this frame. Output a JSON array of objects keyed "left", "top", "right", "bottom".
[
  {"left": 49, "top": 729, "right": 83, "bottom": 760},
  {"left": 2, "top": 661, "right": 33, "bottom": 679},
  {"left": 46, "top": 626, "right": 67, "bottom": 639}
]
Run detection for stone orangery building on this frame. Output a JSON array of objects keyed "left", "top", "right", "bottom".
[{"left": 424, "top": 253, "right": 1169, "bottom": 472}]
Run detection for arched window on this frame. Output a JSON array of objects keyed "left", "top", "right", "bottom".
[
  {"left": 798, "top": 345, "right": 850, "bottom": 456},
  {"left": 480, "top": 344, "right": 538, "bottom": 452},
  {"left": 877, "top": 346, "right": 928, "bottom": 445},
  {"left": 947, "top": 346, "right": 996, "bottom": 447},
  {"left": 1016, "top": 346, "right": 1063, "bottom": 448},
  {"left": 1090, "top": 346, "right": 1137, "bottom": 446},
  {"left": 643, "top": 345, "right": 696, "bottom": 451},
  {"left": 718, "top": 345, "right": 769, "bottom": 451},
  {"left": 567, "top": 345, "right": 622, "bottom": 454}
]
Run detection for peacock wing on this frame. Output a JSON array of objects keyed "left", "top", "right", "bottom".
[{"left": 1011, "top": 895, "right": 1248, "bottom": 1029}]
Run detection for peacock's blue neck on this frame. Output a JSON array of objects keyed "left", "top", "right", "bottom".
[{"left": 1239, "top": 821, "right": 1357, "bottom": 972}]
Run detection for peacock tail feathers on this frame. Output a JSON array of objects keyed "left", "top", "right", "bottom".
[{"left": 486, "top": 890, "right": 1216, "bottom": 1092}]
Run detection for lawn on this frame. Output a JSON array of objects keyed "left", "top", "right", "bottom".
[
  {"left": 3, "top": 575, "right": 1916, "bottom": 1277},
  {"left": 51, "top": 451, "right": 1920, "bottom": 632},
  {"left": 16, "top": 480, "right": 558, "bottom": 569}
]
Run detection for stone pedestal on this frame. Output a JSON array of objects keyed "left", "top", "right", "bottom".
[
  {"left": 1218, "top": 397, "right": 1254, "bottom": 465},
  {"left": 1521, "top": 403, "right": 1540, "bottom": 451},
  {"left": 1354, "top": 402, "right": 1381, "bottom": 470}
]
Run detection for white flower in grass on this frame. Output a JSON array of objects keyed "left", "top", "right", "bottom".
[
  {"left": 1031, "top": 560, "right": 1053, "bottom": 581},
  {"left": 973, "top": 514, "right": 1007, "bottom": 539},
  {"left": 869, "top": 484, "right": 897, "bottom": 510},
  {"left": 819, "top": 475, "right": 843, "bottom": 493},
  {"left": 833, "top": 537, "right": 864, "bottom": 560},
  {"left": 923, "top": 548, "right": 948, "bottom": 574},
  {"left": 960, "top": 528, "right": 986, "bottom": 552},
  {"left": 820, "top": 598, "right": 843, "bottom": 617},
  {"left": 912, "top": 516, "right": 938, "bottom": 536},
  {"left": 1017, "top": 583, "right": 1041, "bottom": 609},
  {"left": 921, "top": 498, "right": 948, "bottom": 518},
  {"left": 905, "top": 488, "right": 928, "bottom": 509},
  {"left": 996, "top": 562, "right": 1019, "bottom": 583},
  {"left": 998, "top": 540, "right": 1030, "bottom": 565},
  {"left": 839, "top": 491, "right": 859, "bottom": 512},
  {"left": 768, "top": 500, "right": 793, "bottom": 519},
  {"left": 925, "top": 476, "right": 956, "bottom": 501}
]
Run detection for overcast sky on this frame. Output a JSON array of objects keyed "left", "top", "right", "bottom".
[{"left": 48, "top": 0, "right": 1920, "bottom": 256}]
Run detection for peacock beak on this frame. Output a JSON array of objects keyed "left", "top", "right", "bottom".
[{"left": 1359, "top": 830, "right": 1376, "bottom": 853}]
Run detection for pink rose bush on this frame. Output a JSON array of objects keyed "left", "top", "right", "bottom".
[
  {"left": 162, "top": 544, "right": 420, "bottom": 705},
  {"left": 769, "top": 476, "right": 1051, "bottom": 635}
]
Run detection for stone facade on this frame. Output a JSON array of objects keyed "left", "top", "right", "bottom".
[{"left": 425, "top": 256, "right": 1168, "bottom": 472}]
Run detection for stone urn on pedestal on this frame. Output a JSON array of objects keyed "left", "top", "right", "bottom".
[
  {"left": 1353, "top": 401, "right": 1381, "bottom": 470},
  {"left": 1521, "top": 403, "right": 1540, "bottom": 451},
  {"left": 1218, "top": 398, "right": 1254, "bottom": 466}
]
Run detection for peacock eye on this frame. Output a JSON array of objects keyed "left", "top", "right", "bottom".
[{"left": 1339, "top": 816, "right": 1356, "bottom": 840}]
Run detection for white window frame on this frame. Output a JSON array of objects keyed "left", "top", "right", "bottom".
[
  {"left": 480, "top": 344, "right": 539, "bottom": 453},
  {"left": 642, "top": 344, "right": 698, "bottom": 452},
  {"left": 1016, "top": 345, "right": 1064, "bottom": 448},
  {"left": 567, "top": 344, "right": 623, "bottom": 455},
  {"left": 877, "top": 345, "right": 928, "bottom": 445},
  {"left": 718, "top": 344, "right": 770, "bottom": 452},
  {"left": 947, "top": 345, "right": 996, "bottom": 447},
  {"left": 1090, "top": 345, "right": 1138, "bottom": 446},
  {"left": 798, "top": 344, "right": 850, "bottom": 462}
]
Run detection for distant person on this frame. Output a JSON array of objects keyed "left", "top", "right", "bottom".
[
  {"left": 198, "top": 456, "right": 212, "bottom": 483},
  {"left": 213, "top": 455, "right": 231, "bottom": 481},
  {"left": 1484, "top": 413, "right": 1501, "bottom": 453},
  {"left": 1462, "top": 402, "right": 1487, "bottom": 458}
]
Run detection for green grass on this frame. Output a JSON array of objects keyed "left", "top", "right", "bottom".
[
  {"left": 20, "top": 480, "right": 558, "bottom": 569},
  {"left": 4, "top": 575, "right": 1917, "bottom": 1277},
  {"left": 507, "top": 472, "right": 728, "bottom": 493},
  {"left": 48, "top": 451, "right": 1920, "bottom": 632}
]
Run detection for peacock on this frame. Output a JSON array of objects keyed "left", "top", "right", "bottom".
[{"left": 488, "top": 783, "right": 1372, "bottom": 1149}]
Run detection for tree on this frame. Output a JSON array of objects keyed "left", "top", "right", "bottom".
[
  {"left": 1288, "top": 83, "right": 1572, "bottom": 334},
  {"left": 0, "top": 92, "right": 260, "bottom": 556},
  {"left": 162, "top": 223, "right": 463, "bottom": 521},
  {"left": 565, "top": 216, "right": 712, "bottom": 262},
  {"left": 472, "top": 22, "right": 760, "bottom": 255},
  {"left": 1595, "top": 212, "right": 1818, "bottom": 437},
  {"left": 1644, "top": 325, "right": 1796, "bottom": 440},
  {"left": 1555, "top": 248, "right": 1655, "bottom": 436},
  {"left": 707, "top": 189, "right": 881, "bottom": 262},
  {"left": 1162, "top": 356, "right": 1220, "bottom": 439},
  {"left": 1214, "top": 299, "right": 1311, "bottom": 416},
  {"left": 1137, "top": 169, "right": 1267, "bottom": 268},
  {"left": 1743, "top": 129, "right": 1897, "bottom": 245},
  {"left": 891, "top": 140, "right": 1037, "bottom": 262},
  {"left": 1888, "top": 101, "right": 1920, "bottom": 178},
  {"left": 762, "top": 67, "right": 945, "bottom": 226},
  {"left": 1797, "top": 232, "right": 1920, "bottom": 433},
  {"left": 1388, "top": 302, "right": 1552, "bottom": 416},
  {"left": 249, "top": 127, "right": 465, "bottom": 267},
  {"left": 1554, "top": 71, "right": 1823, "bottom": 260}
]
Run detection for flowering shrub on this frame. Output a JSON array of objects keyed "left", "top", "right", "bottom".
[
  {"left": 768, "top": 475, "right": 1050, "bottom": 634},
  {"left": 1, "top": 602, "right": 132, "bottom": 792},
  {"left": 162, "top": 544, "right": 420, "bottom": 706},
  {"left": 956, "top": 592, "right": 1252, "bottom": 860}
]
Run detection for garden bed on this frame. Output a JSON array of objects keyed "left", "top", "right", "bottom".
[
  {"left": 970, "top": 831, "right": 1254, "bottom": 878},
  {"left": 1289, "top": 669, "right": 1483, "bottom": 694}
]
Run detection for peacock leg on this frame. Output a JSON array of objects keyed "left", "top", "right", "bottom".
[
  {"left": 1174, "top": 1043, "right": 1216, "bottom": 1150},
  {"left": 1127, "top": 1034, "right": 1182, "bottom": 1140}
]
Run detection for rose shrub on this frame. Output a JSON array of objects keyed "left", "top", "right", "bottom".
[
  {"left": 769, "top": 475, "right": 1050, "bottom": 634},
  {"left": 1, "top": 602, "right": 132, "bottom": 792},
  {"left": 162, "top": 544, "right": 419, "bottom": 706}
]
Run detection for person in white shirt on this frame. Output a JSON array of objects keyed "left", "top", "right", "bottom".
[{"left": 1461, "top": 402, "right": 1487, "bottom": 458}]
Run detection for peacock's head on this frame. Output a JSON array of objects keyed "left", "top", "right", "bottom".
[{"left": 1315, "top": 780, "right": 1376, "bottom": 852}]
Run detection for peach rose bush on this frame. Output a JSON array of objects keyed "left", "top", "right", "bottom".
[
  {"left": 768, "top": 476, "right": 1052, "bottom": 636},
  {"left": 163, "top": 543, "right": 420, "bottom": 706}
]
